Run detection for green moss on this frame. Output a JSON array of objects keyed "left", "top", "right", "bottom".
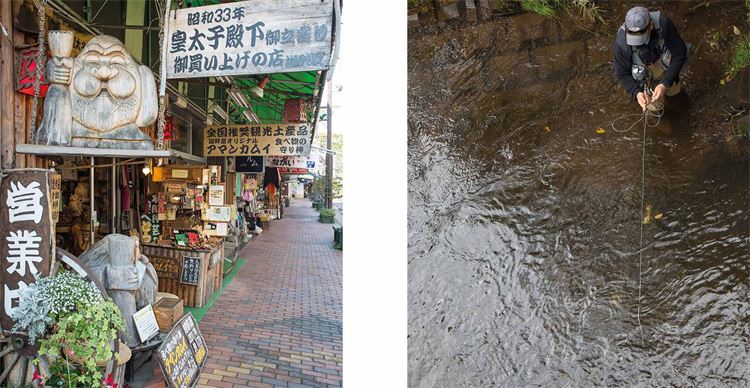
[
  {"left": 515, "top": 0, "right": 604, "bottom": 25},
  {"left": 520, "top": 0, "right": 556, "bottom": 17},
  {"left": 727, "top": 37, "right": 750, "bottom": 78}
]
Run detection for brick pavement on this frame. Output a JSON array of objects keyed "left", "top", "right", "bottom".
[{"left": 144, "top": 198, "right": 342, "bottom": 388}]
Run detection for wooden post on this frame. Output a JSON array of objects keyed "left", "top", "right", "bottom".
[
  {"left": 13, "top": 30, "right": 26, "bottom": 169},
  {"left": 112, "top": 157, "right": 117, "bottom": 233},
  {"left": 1, "top": 0, "right": 15, "bottom": 169},
  {"left": 90, "top": 157, "right": 95, "bottom": 243}
]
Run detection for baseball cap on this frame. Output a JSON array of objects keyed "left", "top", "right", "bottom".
[{"left": 625, "top": 6, "right": 651, "bottom": 46}]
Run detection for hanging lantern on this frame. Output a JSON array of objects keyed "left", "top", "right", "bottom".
[{"left": 164, "top": 115, "right": 175, "bottom": 140}]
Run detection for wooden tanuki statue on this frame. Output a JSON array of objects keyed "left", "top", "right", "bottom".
[
  {"left": 79, "top": 235, "right": 159, "bottom": 347},
  {"left": 35, "top": 31, "right": 158, "bottom": 149}
]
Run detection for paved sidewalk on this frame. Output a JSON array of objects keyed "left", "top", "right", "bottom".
[{"left": 144, "top": 198, "right": 342, "bottom": 388}]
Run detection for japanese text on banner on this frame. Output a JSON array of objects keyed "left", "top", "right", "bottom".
[
  {"left": 204, "top": 123, "right": 313, "bottom": 157},
  {"left": 166, "top": 0, "right": 333, "bottom": 79},
  {"left": 0, "top": 171, "right": 52, "bottom": 331}
]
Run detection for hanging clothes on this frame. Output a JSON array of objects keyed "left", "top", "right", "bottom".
[
  {"left": 266, "top": 183, "right": 277, "bottom": 198},
  {"left": 243, "top": 189, "right": 254, "bottom": 202},
  {"left": 263, "top": 167, "right": 280, "bottom": 188},
  {"left": 121, "top": 164, "right": 131, "bottom": 211}
]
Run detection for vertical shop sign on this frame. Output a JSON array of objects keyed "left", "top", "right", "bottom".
[
  {"left": 50, "top": 174, "right": 61, "bottom": 223},
  {"left": 0, "top": 170, "right": 53, "bottom": 330},
  {"left": 166, "top": 0, "right": 333, "bottom": 79}
]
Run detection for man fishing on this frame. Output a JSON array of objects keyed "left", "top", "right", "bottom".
[{"left": 613, "top": 6, "right": 688, "bottom": 112}]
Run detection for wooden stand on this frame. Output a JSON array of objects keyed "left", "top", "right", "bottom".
[{"left": 141, "top": 243, "right": 224, "bottom": 308}]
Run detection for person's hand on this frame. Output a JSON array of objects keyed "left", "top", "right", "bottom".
[
  {"left": 636, "top": 91, "right": 650, "bottom": 111},
  {"left": 651, "top": 84, "right": 667, "bottom": 103}
]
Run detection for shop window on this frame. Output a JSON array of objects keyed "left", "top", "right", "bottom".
[
  {"left": 191, "top": 124, "right": 204, "bottom": 158},
  {"left": 171, "top": 121, "right": 189, "bottom": 153}
]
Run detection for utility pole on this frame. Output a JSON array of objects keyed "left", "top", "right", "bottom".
[{"left": 325, "top": 80, "right": 333, "bottom": 209}]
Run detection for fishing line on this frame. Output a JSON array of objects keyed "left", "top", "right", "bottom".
[
  {"left": 636, "top": 106, "right": 647, "bottom": 344},
  {"left": 610, "top": 105, "right": 665, "bottom": 133},
  {"left": 607, "top": 94, "right": 662, "bottom": 343}
]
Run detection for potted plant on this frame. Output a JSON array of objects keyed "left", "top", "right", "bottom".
[
  {"left": 11, "top": 271, "right": 125, "bottom": 387},
  {"left": 40, "top": 299, "right": 125, "bottom": 385},
  {"left": 319, "top": 208, "right": 336, "bottom": 223}
]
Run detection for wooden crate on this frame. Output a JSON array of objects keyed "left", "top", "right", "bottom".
[{"left": 153, "top": 297, "right": 184, "bottom": 332}]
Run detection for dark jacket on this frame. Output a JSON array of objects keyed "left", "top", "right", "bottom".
[{"left": 613, "top": 12, "right": 687, "bottom": 98}]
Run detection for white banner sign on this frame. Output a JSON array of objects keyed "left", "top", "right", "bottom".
[
  {"left": 265, "top": 156, "right": 315, "bottom": 169},
  {"left": 166, "top": 0, "right": 333, "bottom": 79}
]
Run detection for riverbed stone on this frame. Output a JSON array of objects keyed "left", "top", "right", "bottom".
[
  {"left": 459, "top": 0, "right": 478, "bottom": 23},
  {"left": 476, "top": 0, "right": 493, "bottom": 21},
  {"left": 437, "top": 1, "right": 461, "bottom": 22}
]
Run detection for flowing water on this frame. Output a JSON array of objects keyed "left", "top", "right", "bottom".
[{"left": 408, "top": 2, "right": 749, "bottom": 387}]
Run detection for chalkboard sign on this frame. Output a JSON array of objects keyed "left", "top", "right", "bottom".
[
  {"left": 151, "top": 256, "right": 180, "bottom": 280},
  {"left": 180, "top": 256, "right": 200, "bottom": 285},
  {"left": 235, "top": 156, "right": 265, "bottom": 173},
  {"left": 157, "top": 313, "right": 207, "bottom": 388}
]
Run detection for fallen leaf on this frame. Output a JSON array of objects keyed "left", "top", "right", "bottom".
[
  {"left": 654, "top": 212, "right": 663, "bottom": 220},
  {"left": 544, "top": 125, "right": 551, "bottom": 132},
  {"left": 643, "top": 204, "right": 652, "bottom": 225},
  {"left": 733, "top": 25, "right": 741, "bottom": 35},
  {"left": 595, "top": 127, "right": 606, "bottom": 134}
]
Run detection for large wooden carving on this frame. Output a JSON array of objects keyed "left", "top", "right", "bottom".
[
  {"left": 79, "top": 234, "right": 159, "bottom": 347},
  {"left": 34, "top": 31, "right": 158, "bottom": 150}
]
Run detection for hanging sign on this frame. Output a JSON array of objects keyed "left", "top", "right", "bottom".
[
  {"left": 50, "top": 174, "right": 61, "bottom": 223},
  {"left": 166, "top": 0, "right": 333, "bottom": 79},
  {"left": 265, "top": 156, "right": 315, "bottom": 169},
  {"left": 235, "top": 156, "right": 265, "bottom": 173},
  {"left": 157, "top": 313, "right": 208, "bottom": 388},
  {"left": 204, "top": 123, "right": 312, "bottom": 157},
  {"left": 14, "top": 45, "right": 49, "bottom": 96},
  {"left": 278, "top": 167, "right": 310, "bottom": 174},
  {"left": 0, "top": 170, "right": 53, "bottom": 331}
]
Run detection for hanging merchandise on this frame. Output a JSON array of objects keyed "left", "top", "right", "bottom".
[
  {"left": 266, "top": 183, "right": 277, "bottom": 198},
  {"left": 243, "top": 189, "right": 254, "bottom": 202},
  {"left": 122, "top": 164, "right": 131, "bottom": 211}
]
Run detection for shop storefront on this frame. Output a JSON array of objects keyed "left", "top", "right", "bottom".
[{"left": 0, "top": 0, "right": 338, "bottom": 385}]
